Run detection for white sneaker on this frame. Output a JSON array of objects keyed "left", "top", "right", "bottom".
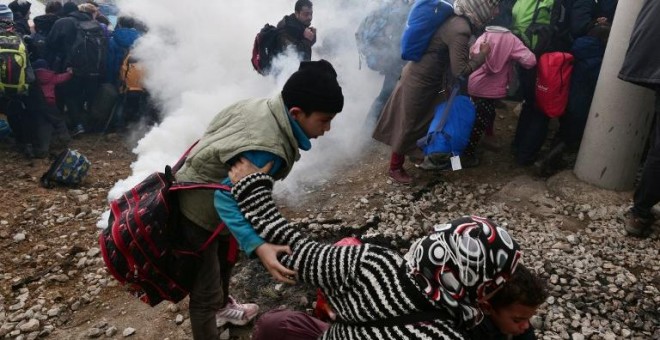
[{"left": 215, "top": 296, "right": 259, "bottom": 327}]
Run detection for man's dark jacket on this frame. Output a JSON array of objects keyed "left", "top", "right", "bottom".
[
  {"left": 45, "top": 11, "right": 93, "bottom": 71},
  {"left": 276, "top": 13, "right": 315, "bottom": 61},
  {"left": 618, "top": 0, "right": 660, "bottom": 89}
]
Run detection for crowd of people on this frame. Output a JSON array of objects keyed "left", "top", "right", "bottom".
[
  {"left": 3, "top": 0, "right": 656, "bottom": 339},
  {"left": 0, "top": 0, "right": 149, "bottom": 161},
  {"left": 174, "top": 0, "right": 590, "bottom": 339},
  {"left": 190, "top": 0, "right": 658, "bottom": 339}
]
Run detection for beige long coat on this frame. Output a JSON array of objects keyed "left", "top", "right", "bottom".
[{"left": 372, "top": 15, "right": 485, "bottom": 155}]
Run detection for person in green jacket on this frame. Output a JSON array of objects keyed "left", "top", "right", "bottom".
[{"left": 174, "top": 59, "right": 344, "bottom": 340}]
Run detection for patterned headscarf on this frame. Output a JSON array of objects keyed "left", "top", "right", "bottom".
[
  {"left": 404, "top": 215, "right": 521, "bottom": 327},
  {"left": 453, "top": 0, "right": 501, "bottom": 28}
]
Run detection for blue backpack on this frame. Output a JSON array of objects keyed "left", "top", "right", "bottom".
[
  {"left": 40, "top": 149, "right": 92, "bottom": 188},
  {"left": 355, "top": 3, "right": 409, "bottom": 72},
  {"left": 401, "top": 0, "right": 454, "bottom": 61},
  {"left": 417, "top": 83, "right": 476, "bottom": 156}
]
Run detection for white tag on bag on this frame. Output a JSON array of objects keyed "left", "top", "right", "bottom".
[{"left": 450, "top": 155, "right": 462, "bottom": 171}]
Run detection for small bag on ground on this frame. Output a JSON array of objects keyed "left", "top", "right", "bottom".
[{"left": 40, "top": 149, "right": 91, "bottom": 188}]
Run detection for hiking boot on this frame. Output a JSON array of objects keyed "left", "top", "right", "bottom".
[
  {"left": 388, "top": 168, "right": 413, "bottom": 185},
  {"left": 624, "top": 211, "right": 654, "bottom": 238},
  {"left": 215, "top": 296, "right": 259, "bottom": 327},
  {"left": 416, "top": 156, "right": 451, "bottom": 171}
]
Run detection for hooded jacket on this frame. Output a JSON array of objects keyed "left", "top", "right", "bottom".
[
  {"left": 468, "top": 27, "right": 536, "bottom": 99},
  {"left": 45, "top": 11, "right": 94, "bottom": 70},
  {"left": 276, "top": 13, "right": 315, "bottom": 61},
  {"left": 8, "top": 0, "right": 30, "bottom": 36},
  {"left": 618, "top": 0, "right": 660, "bottom": 89},
  {"left": 33, "top": 13, "right": 58, "bottom": 35},
  {"left": 34, "top": 68, "right": 73, "bottom": 106},
  {"left": 106, "top": 27, "right": 141, "bottom": 85}
]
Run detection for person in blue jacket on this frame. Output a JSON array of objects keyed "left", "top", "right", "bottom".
[{"left": 105, "top": 16, "right": 141, "bottom": 88}]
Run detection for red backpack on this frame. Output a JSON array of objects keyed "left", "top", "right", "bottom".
[
  {"left": 535, "top": 52, "right": 574, "bottom": 118},
  {"left": 251, "top": 24, "right": 282, "bottom": 76},
  {"left": 99, "top": 143, "right": 234, "bottom": 306}
]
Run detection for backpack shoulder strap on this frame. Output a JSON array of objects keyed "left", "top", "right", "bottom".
[
  {"left": 530, "top": 0, "right": 543, "bottom": 27},
  {"left": 172, "top": 140, "right": 200, "bottom": 172}
]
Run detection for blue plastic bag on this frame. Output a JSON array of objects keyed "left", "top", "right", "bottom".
[
  {"left": 418, "top": 95, "right": 476, "bottom": 156},
  {"left": 401, "top": 0, "right": 454, "bottom": 61}
]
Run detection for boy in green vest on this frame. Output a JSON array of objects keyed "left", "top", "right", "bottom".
[{"left": 175, "top": 59, "right": 344, "bottom": 339}]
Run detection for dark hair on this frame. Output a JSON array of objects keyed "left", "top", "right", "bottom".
[
  {"left": 117, "top": 16, "right": 135, "bottom": 29},
  {"left": 295, "top": 0, "right": 313, "bottom": 12},
  {"left": 45, "top": 1, "right": 62, "bottom": 15},
  {"left": 489, "top": 265, "right": 548, "bottom": 309}
]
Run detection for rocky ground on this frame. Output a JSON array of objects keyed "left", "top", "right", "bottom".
[{"left": 0, "top": 103, "right": 659, "bottom": 339}]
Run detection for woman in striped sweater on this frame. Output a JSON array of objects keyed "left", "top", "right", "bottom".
[{"left": 230, "top": 166, "right": 522, "bottom": 339}]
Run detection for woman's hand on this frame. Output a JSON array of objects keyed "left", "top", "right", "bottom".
[
  {"left": 228, "top": 158, "right": 273, "bottom": 184},
  {"left": 254, "top": 242, "right": 298, "bottom": 284},
  {"left": 479, "top": 41, "right": 491, "bottom": 57}
]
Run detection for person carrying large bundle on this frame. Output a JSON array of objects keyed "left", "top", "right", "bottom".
[{"left": 372, "top": 0, "right": 498, "bottom": 185}]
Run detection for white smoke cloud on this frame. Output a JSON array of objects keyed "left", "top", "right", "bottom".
[{"left": 99, "top": 0, "right": 389, "bottom": 227}]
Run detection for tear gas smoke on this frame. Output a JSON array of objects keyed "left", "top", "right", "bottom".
[{"left": 99, "top": 0, "right": 389, "bottom": 228}]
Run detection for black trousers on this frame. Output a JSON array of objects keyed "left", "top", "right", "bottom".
[
  {"left": 179, "top": 215, "right": 234, "bottom": 340},
  {"left": 632, "top": 89, "right": 660, "bottom": 219},
  {"left": 512, "top": 66, "right": 549, "bottom": 165}
]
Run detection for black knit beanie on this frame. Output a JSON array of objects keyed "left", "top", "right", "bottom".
[{"left": 282, "top": 59, "right": 344, "bottom": 114}]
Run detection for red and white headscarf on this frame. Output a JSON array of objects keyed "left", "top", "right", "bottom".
[
  {"left": 454, "top": 0, "right": 501, "bottom": 28},
  {"left": 405, "top": 215, "right": 522, "bottom": 327}
]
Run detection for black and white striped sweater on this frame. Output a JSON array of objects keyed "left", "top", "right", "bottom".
[{"left": 233, "top": 174, "right": 466, "bottom": 340}]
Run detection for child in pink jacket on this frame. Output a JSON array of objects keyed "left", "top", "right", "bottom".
[
  {"left": 465, "top": 26, "right": 536, "bottom": 166},
  {"left": 31, "top": 59, "right": 73, "bottom": 158},
  {"left": 33, "top": 59, "right": 73, "bottom": 107}
]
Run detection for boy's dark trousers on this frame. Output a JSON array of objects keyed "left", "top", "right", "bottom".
[{"left": 179, "top": 215, "right": 234, "bottom": 340}]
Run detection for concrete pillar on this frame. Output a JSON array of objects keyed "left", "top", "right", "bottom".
[{"left": 574, "top": 1, "right": 656, "bottom": 191}]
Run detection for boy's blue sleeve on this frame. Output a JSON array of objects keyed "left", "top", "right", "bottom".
[{"left": 214, "top": 151, "right": 283, "bottom": 257}]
